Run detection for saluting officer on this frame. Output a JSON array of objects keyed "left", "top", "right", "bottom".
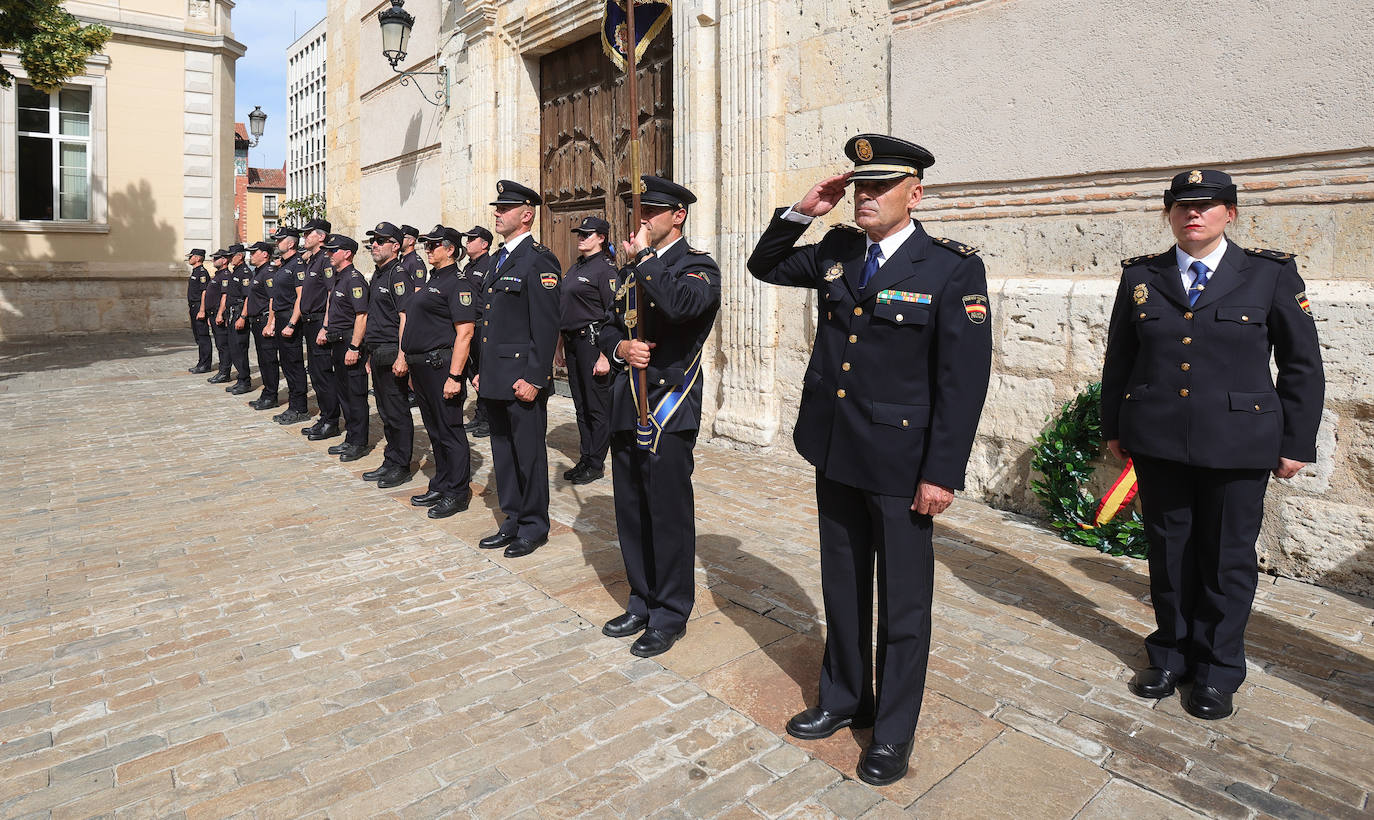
[
  {"left": 400, "top": 225, "right": 478, "bottom": 519},
  {"left": 205, "top": 250, "right": 232, "bottom": 384},
  {"left": 596, "top": 176, "right": 721, "bottom": 659},
  {"left": 1102, "top": 170, "right": 1325, "bottom": 721},
  {"left": 222, "top": 244, "right": 254, "bottom": 395},
  {"left": 266, "top": 227, "right": 312, "bottom": 425},
  {"left": 185, "top": 248, "right": 214, "bottom": 373},
  {"left": 291, "top": 219, "right": 342, "bottom": 441},
  {"left": 475, "top": 181, "right": 562, "bottom": 559},
  {"left": 244, "top": 241, "right": 280, "bottom": 410},
  {"left": 555, "top": 216, "right": 617, "bottom": 485},
  {"left": 399, "top": 224, "right": 428, "bottom": 284},
  {"left": 360, "top": 222, "right": 417, "bottom": 488},
  {"left": 460, "top": 225, "right": 495, "bottom": 438},
  {"left": 748, "top": 135, "right": 993, "bottom": 786},
  {"left": 318, "top": 235, "right": 371, "bottom": 463}
]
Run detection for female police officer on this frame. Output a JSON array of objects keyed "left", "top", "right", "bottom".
[
  {"left": 554, "top": 216, "right": 616, "bottom": 485},
  {"left": 1101, "top": 169, "right": 1324, "bottom": 720}
]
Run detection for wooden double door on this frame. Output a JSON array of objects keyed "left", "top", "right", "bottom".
[{"left": 538, "top": 32, "right": 673, "bottom": 271}]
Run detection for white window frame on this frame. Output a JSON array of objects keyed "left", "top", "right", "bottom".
[{"left": 16, "top": 82, "right": 92, "bottom": 221}]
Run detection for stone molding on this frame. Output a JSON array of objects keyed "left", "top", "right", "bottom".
[
  {"left": 359, "top": 144, "right": 442, "bottom": 175},
  {"left": 890, "top": 0, "right": 1008, "bottom": 28}
]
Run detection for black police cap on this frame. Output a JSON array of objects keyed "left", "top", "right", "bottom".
[
  {"left": 400, "top": 224, "right": 420, "bottom": 238},
  {"left": 366, "top": 221, "right": 404, "bottom": 243},
  {"left": 572, "top": 216, "right": 611, "bottom": 235},
  {"left": 845, "top": 133, "right": 935, "bottom": 181},
  {"left": 490, "top": 179, "right": 543, "bottom": 207},
  {"left": 227, "top": 243, "right": 246, "bottom": 255},
  {"left": 186, "top": 248, "right": 206, "bottom": 259},
  {"left": 248, "top": 241, "right": 275, "bottom": 254},
  {"left": 1164, "top": 169, "right": 1238, "bottom": 207},
  {"left": 271, "top": 225, "right": 301, "bottom": 240},
  {"left": 420, "top": 224, "right": 465, "bottom": 246},
  {"left": 302, "top": 218, "right": 332, "bottom": 234},
  {"left": 626, "top": 175, "right": 697, "bottom": 210},
  {"left": 323, "top": 234, "right": 358, "bottom": 253},
  {"left": 211, "top": 248, "right": 230, "bottom": 259},
  {"left": 463, "top": 225, "right": 493, "bottom": 243}
]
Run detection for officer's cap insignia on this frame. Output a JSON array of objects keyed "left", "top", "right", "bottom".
[
  {"left": 393, "top": 282, "right": 405, "bottom": 295},
  {"left": 932, "top": 237, "right": 978, "bottom": 257},
  {"left": 1245, "top": 247, "right": 1296, "bottom": 262},
  {"left": 1188, "top": 169, "right": 1203, "bottom": 184},
  {"left": 352, "top": 287, "right": 363, "bottom": 299},
  {"left": 1133, "top": 283, "right": 1149, "bottom": 305},
  {"left": 497, "top": 181, "right": 505, "bottom": 193},
  {"left": 540, "top": 272, "right": 559, "bottom": 289},
  {"left": 962, "top": 294, "right": 989, "bottom": 324},
  {"left": 1296, "top": 292, "right": 1312, "bottom": 316},
  {"left": 460, "top": 292, "right": 473, "bottom": 306},
  {"left": 824, "top": 262, "right": 844, "bottom": 282},
  {"left": 855, "top": 139, "right": 874, "bottom": 162}
]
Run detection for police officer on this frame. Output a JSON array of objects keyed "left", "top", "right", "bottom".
[
  {"left": 244, "top": 241, "right": 280, "bottom": 409},
  {"left": 205, "top": 250, "right": 232, "bottom": 384},
  {"left": 185, "top": 248, "right": 213, "bottom": 373},
  {"left": 1102, "top": 170, "right": 1325, "bottom": 721},
  {"left": 595, "top": 176, "right": 721, "bottom": 659},
  {"left": 399, "top": 225, "right": 478, "bottom": 518},
  {"left": 318, "top": 235, "right": 371, "bottom": 462},
  {"left": 266, "top": 227, "right": 312, "bottom": 425},
  {"left": 555, "top": 216, "right": 616, "bottom": 484},
  {"left": 460, "top": 225, "right": 495, "bottom": 437},
  {"left": 290, "top": 219, "right": 341, "bottom": 441},
  {"left": 748, "top": 135, "right": 992, "bottom": 786},
  {"left": 475, "top": 181, "right": 561, "bottom": 559},
  {"left": 222, "top": 244, "right": 254, "bottom": 395},
  {"left": 399, "top": 224, "right": 428, "bottom": 284},
  {"left": 360, "top": 222, "right": 416, "bottom": 488}
]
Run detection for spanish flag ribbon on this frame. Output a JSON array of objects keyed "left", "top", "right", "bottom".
[{"left": 1092, "top": 458, "right": 1138, "bottom": 526}]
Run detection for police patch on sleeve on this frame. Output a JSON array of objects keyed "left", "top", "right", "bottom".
[
  {"left": 962, "top": 294, "right": 989, "bottom": 324},
  {"left": 1296, "top": 292, "right": 1312, "bottom": 316},
  {"left": 267, "top": 280, "right": 274, "bottom": 288},
  {"left": 393, "top": 282, "right": 406, "bottom": 296},
  {"left": 460, "top": 292, "right": 473, "bottom": 306},
  {"left": 296, "top": 271, "right": 305, "bottom": 281},
  {"left": 540, "top": 272, "right": 559, "bottom": 289},
  {"left": 352, "top": 287, "right": 364, "bottom": 299},
  {"left": 413, "top": 270, "right": 424, "bottom": 279}
]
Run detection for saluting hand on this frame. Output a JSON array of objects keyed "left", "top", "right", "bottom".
[
  {"left": 795, "top": 172, "right": 853, "bottom": 218},
  {"left": 912, "top": 480, "right": 954, "bottom": 517},
  {"left": 1274, "top": 457, "right": 1306, "bottom": 480}
]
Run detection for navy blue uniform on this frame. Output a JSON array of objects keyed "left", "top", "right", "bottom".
[
  {"left": 207, "top": 265, "right": 231, "bottom": 377},
  {"left": 748, "top": 209, "right": 992, "bottom": 745},
  {"left": 560, "top": 253, "right": 617, "bottom": 472},
  {"left": 597, "top": 239, "right": 721, "bottom": 634},
  {"left": 461, "top": 251, "right": 496, "bottom": 426},
  {"left": 187, "top": 264, "right": 213, "bottom": 369},
  {"left": 365, "top": 257, "right": 415, "bottom": 472},
  {"left": 1101, "top": 242, "right": 1324, "bottom": 692},
  {"left": 299, "top": 250, "right": 338, "bottom": 425},
  {"left": 225, "top": 263, "right": 253, "bottom": 386},
  {"left": 325, "top": 265, "right": 371, "bottom": 447},
  {"left": 271, "top": 253, "right": 309, "bottom": 414},
  {"left": 247, "top": 262, "right": 279, "bottom": 402},
  {"left": 400, "top": 250, "right": 428, "bottom": 285}
]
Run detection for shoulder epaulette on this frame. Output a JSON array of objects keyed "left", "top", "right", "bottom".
[
  {"left": 686, "top": 247, "right": 711, "bottom": 255},
  {"left": 1121, "top": 250, "right": 1169, "bottom": 268},
  {"left": 831, "top": 223, "right": 864, "bottom": 234},
  {"left": 931, "top": 236, "right": 978, "bottom": 257},
  {"left": 1244, "top": 247, "right": 1297, "bottom": 262}
]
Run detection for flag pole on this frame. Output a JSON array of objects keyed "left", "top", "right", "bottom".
[{"left": 626, "top": 0, "right": 650, "bottom": 428}]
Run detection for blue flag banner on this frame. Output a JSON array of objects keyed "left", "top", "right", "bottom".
[{"left": 601, "top": 0, "right": 671, "bottom": 72}]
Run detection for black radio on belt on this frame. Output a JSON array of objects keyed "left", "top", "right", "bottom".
[
  {"left": 324, "top": 329, "right": 346, "bottom": 344},
  {"left": 424, "top": 350, "right": 446, "bottom": 369}
]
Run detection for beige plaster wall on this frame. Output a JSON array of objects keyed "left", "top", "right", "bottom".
[{"left": 326, "top": 0, "right": 363, "bottom": 237}]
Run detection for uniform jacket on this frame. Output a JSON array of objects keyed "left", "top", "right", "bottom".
[
  {"left": 597, "top": 238, "right": 722, "bottom": 434},
  {"left": 400, "top": 250, "right": 428, "bottom": 285},
  {"left": 747, "top": 209, "right": 992, "bottom": 496},
  {"left": 187, "top": 264, "right": 209, "bottom": 304},
  {"left": 463, "top": 252, "right": 495, "bottom": 371},
  {"left": 1100, "top": 241, "right": 1324, "bottom": 469},
  {"left": 475, "top": 236, "right": 562, "bottom": 400}
]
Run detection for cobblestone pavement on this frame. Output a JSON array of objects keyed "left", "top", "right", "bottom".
[{"left": 1, "top": 333, "right": 1371, "bottom": 819}]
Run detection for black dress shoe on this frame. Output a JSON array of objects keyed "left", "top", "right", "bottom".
[
  {"left": 630, "top": 627, "right": 684, "bottom": 658},
  {"left": 1128, "top": 667, "right": 1183, "bottom": 700},
  {"left": 376, "top": 469, "right": 413, "bottom": 489},
  {"left": 469, "top": 421, "right": 490, "bottom": 438},
  {"left": 1184, "top": 686, "right": 1234, "bottom": 720},
  {"left": 338, "top": 444, "right": 367, "bottom": 463},
  {"left": 857, "top": 741, "right": 913, "bottom": 786},
  {"left": 503, "top": 536, "right": 546, "bottom": 558},
  {"left": 327, "top": 443, "right": 348, "bottom": 455},
  {"left": 301, "top": 421, "right": 320, "bottom": 435},
  {"left": 427, "top": 494, "right": 470, "bottom": 519},
  {"left": 228, "top": 382, "right": 253, "bottom": 395},
  {"left": 190, "top": 364, "right": 212, "bottom": 374},
  {"left": 570, "top": 465, "right": 604, "bottom": 485},
  {"left": 362, "top": 466, "right": 390, "bottom": 482},
  {"left": 563, "top": 458, "right": 589, "bottom": 481},
  {"left": 306, "top": 424, "right": 341, "bottom": 441},
  {"left": 786, "top": 708, "right": 863, "bottom": 740},
  {"left": 276, "top": 409, "right": 311, "bottom": 425},
  {"left": 249, "top": 397, "right": 278, "bottom": 410},
  {"left": 207, "top": 373, "right": 230, "bottom": 384},
  {"left": 479, "top": 531, "right": 516, "bottom": 550},
  {"left": 602, "top": 612, "right": 650, "bottom": 638},
  {"left": 410, "top": 490, "right": 444, "bottom": 507}
]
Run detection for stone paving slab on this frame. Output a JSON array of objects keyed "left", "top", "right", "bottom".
[{"left": 1, "top": 333, "right": 1372, "bottom": 818}]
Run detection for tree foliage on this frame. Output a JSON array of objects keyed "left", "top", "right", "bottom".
[
  {"left": 0, "top": 0, "right": 112, "bottom": 91},
  {"left": 280, "top": 194, "right": 327, "bottom": 226}
]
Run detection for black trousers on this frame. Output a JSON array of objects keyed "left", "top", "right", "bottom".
[
  {"left": 484, "top": 394, "right": 550, "bottom": 541},
  {"left": 227, "top": 307, "right": 251, "bottom": 385},
  {"left": 368, "top": 346, "right": 413, "bottom": 470},
  {"left": 410, "top": 354, "right": 470, "bottom": 497},
  {"left": 188, "top": 303, "right": 212, "bottom": 369},
  {"left": 329, "top": 341, "right": 370, "bottom": 447},
  {"left": 250, "top": 316, "right": 280, "bottom": 400},
  {"left": 212, "top": 316, "right": 230, "bottom": 376},
  {"left": 276, "top": 315, "right": 308, "bottom": 413},
  {"left": 301, "top": 318, "right": 338, "bottom": 424},
  {"left": 1133, "top": 456, "right": 1270, "bottom": 693},
  {"left": 611, "top": 429, "right": 698, "bottom": 633},
  {"left": 815, "top": 473, "right": 934, "bottom": 745},
  {"left": 564, "top": 331, "right": 611, "bottom": 469}
]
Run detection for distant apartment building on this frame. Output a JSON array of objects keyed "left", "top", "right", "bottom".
[
  {"left": 245, "top": 166, "right": 286, "bottom": 244},
  {"left": 286, "top": 17, "right": 326, "bottom": 206}
]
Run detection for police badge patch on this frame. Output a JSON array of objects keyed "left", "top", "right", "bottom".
[
  {"left": 1133, "top": 283, "right": 1149, "bottom": 305},
  {"left": 962, "top": 294, "right": 989, "bottom": 324},
  {"left": 394, "top": 282, "right": 405, "bottom": 295},
  {"left": 460, "top": 292, "right": 472, "bottom": 306},
  {"left": 352, "top": 287, "right": 363, "bottom": 299},
  {"left": 856, "top": 139, "right": 874, "bottom": 162},
  {"left": 540, "top": 272, "right": 559, "bottom": 289},
  {"left": 1188, "top": 169, "right": 1203, "bottom": 183},
  {"left": 1296, "top": 292, "right": 1312, "bottom": 316},
  {"left": 297, "top": 271, "right": 305, "bottom": 280}
]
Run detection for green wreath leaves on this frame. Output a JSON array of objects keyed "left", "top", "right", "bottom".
[{"left": 1029, "top": 382, "right": 1149, "bottom": 559}]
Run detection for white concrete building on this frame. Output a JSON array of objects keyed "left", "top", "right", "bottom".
[{"left": 286, "top": 17, "right": 327, "bottom": 204}]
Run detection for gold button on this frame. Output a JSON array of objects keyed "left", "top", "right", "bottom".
[
  {"left": 650, "top": 302, "right": 656, "bottom": 308},
  {"left": 1179, "top": 388, "right": 1189, "bottom": 397},
  {"left": 842, "top": 362, "right": 851, "bottom": 371},
  {"left": 895, "top": 314, "right": 904, "bottom": 322},
  {"left": 1124, "top": 393, "right": 1132, "bottom": 399},
  {"left": 514, "top": 353, "right": 520, "bottom": 358},
  {"left": 901, "top": 419, "right": 909, "bottom": 427},
  {"left": 1182, "top": 336, "right": 1192, "bottom": 345},
  {"left": 1139, "top": 312, "right": 1147, "bottom": 319},
  {"left": 645, "top": 275, "right": 652, "bottom": 281},
  {"left": 1242, "top": 315, "right": 1249, "bottom": 321},
  {"left": 1180, "top": 362, "right": 1190, "bottom": 371},
  {"left": 1254, "top": 404, "right": 1261, "bottom": 410},
  {"left": 486, "top": 304, "right": 491, "bottom": 309},
  {"left": 848, "top": 335, "right": 857, "bottom": 344},
  {"left": 1183, "top": 311, "right": 1193, "bottom": 320},
  {"left": 483, "top": 337, "right": 487, "bottom": 342},
  {"left": 836, "top": 389, "right": 846, "bottom": 398},
  {"left": 658, "top": 379, "right": 665, "bottom": 385},
  {"left": 853, "top": 307, "right": 863, "bottom": 316}
]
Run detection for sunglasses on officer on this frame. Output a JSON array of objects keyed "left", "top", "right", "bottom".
[
  {"left": 370, "top": 236, "right": 398, "bottom": 246},
  {"left": 423, "top": 240, "right": 443, "bottom": 251}
]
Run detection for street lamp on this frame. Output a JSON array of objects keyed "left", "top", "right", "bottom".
[
  {"left": 247, "top": 106, "right": 267, "bottom": 147},
  {"left": 377, "top": 0, "right": 448, "bottom": 108}
]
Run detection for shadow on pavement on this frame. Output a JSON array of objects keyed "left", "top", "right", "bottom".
[{"left": 0, "top": 331, "right": 194, "bottom": 380}]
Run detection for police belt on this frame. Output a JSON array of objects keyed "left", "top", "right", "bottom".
[
  {"left": 403, "top": 348, "right": 451, "bottom": 366},
  {"left": 562, "top": 321, "right": 602, "bottom": 341},
  {"left": 300, "top": 311, "right": 325, "bottom": 323},
  {"left": 365, "top": 342, "right": 399, "bottom": 357},
  {"left": 251, "top": 310, "right": 270, "bottom": 323}
]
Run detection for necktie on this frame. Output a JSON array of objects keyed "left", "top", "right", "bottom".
[
  {"left": 859, "top": 243, "right": 882, "bottom": 291},
  {"left": 1188, "top": 260, "right": 1209, "bottom": 306},
  {"left": 494, "top": 247, "right": 508, "bottom": 272}
]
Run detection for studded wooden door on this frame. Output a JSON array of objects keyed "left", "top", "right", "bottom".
[{"left": 539, "top": 32, "right": 673, "bottom": 272}]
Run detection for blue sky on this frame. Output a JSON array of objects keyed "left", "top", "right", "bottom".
[{"left": 233, "top": 0, "right": 327, "bottom": 170}]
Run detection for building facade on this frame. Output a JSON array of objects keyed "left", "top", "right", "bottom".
[
  {"left": 326, "top": 0, "right": 1374, "bottom": 596},
  {"left": 287, "top": 17, "right": 328, "bottom": 206},
  {"left": 0, "top": 0, "right": 243, "bottom": 339},
  {"left": 245, "top": 166, "right": 286, "bottom": 244}
]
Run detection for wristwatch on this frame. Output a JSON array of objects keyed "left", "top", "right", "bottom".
[
  {"left": 348, "top": 344, "right": 360, "bottom": 352},
  {"left": 448, "top": 372, "right": 463, "bottom": 381},
  {"left": 634, "top": 246, "right": 657, "bottom": 265}
]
